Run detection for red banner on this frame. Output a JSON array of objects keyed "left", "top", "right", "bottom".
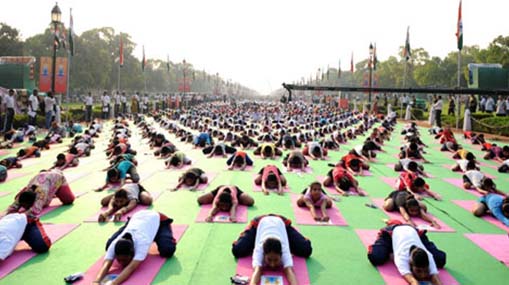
[
  {"left": 55, "top": 57, "right": 67, "bottom": 94},
  {"left": 39, "top": 57, "right": 52, "bottom": 92},
  {"left": 339, "top": 98, "right": 349, "bottom": 109}
]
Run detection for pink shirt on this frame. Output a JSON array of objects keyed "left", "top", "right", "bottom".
[{"left": 212, "top": 186, "right": 239, "bottom": 206}]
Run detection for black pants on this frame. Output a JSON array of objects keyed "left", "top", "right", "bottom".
[
  {"left": 435, "top": 109, "right": 442, "bottom": 127},
  {"left": 86, "top": 105, "right": 92, "bottom": 122},
  {"left": 28, "top": 114, "right": 37, "bottom": 126},
  {"left": 3, "top": 108, "right": 14, "bottom": 132},
  {"left": 122, "top": 103, "right": 127, "bottom": 114}
]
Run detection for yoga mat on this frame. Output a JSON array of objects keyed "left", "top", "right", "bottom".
[
  {"left": 443, "top": 178, "right": 482, "bottom": 198},
  {"left": 380, "top": 177, "right": 397, "bottom": 189},
  {"left": 0, "top": 223, "right": 80, "bottom": 279},
  {"left": 316, "top": 176, "right": 368, "bottom": 196},
  {"left": 452, "top": 200, "right": 508, "bottom": 231},
  {"left": 236, "top": 256, "right": 310, "bottom": 285},
  {"left": 83, "top": 191, "right": 162, "bottom": 223},
  {"left": 0, "top": 191, "right": 10, "bottom": 197},
  {"left": 0, "top": 149, "right": 10, "bottom": 156},
  {"left": 76, "top": 224, "right": 188, "bottom": 285},
  {"left": 464, "top": 233, "right": 509, "bottom": 267},
  {"left": 479, "top": 161, "right": 498, "bottom": 171},
  {"left": 195, "top": 204, "right": 248, "bottom": 223},
  {"left": 252, "top": 174, "right": 290, "bottom": 193},
  {"left": 0, "top": 172, "right": 28, "bottom": 183},
  {"left": 355, "top": 229, "right": 459, "bottom": 285},
  {"left": 66, "top": 171, "right": 92, "bottom": 183},
  {"left": 39, "top": 191, "right": 88, "bottom": 216},
  {"left": 371, "top": 198, "right": 455, "bottom": 232},
  {"left": 290, "top": 194, "right": 347, "bottom": 226},
  {"left": 19, "top": 157, "right": 41, "bottom": 167},
  {"left": 226, "top": 165, "right": 254, "bottom": 171},
  {"left": 174, "top": 172, "right": 218, "bottom": 191},
  {"left": 392, "top": 154, "right": 424, "bottom": 162},
  {"left": 442, "top": 165, "right": 496, "bottom": 179},
  {"left": 282, "top": 166, "right": 313, "bottom": 174}
]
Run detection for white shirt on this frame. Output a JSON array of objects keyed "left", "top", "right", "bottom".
[
  {"left": 114, "top": 94, "right": 121, "bottom": 104},
  {"left": 74, "top": 142, "right": 89, "bottom": 152},
  {"left": 399, "top": 158, "right": 413, "bottom": 171},
  {"left": 465, "top": 170, "right": 484, "bottom": 187},
  {"left": 121, "top": 95, "right": 127, "bottom": 103},
  {"left": 28, "top": 94, "right": 39, "bottom": 112},
  {"left": 85, "top": 95, "right": 93, "bottom": 106},
  {"left": 0, "top": 213, "right": 28, "bottom": 260},
  {"left": 433, "top": 99, "right": 443, "bottom": 111},
  {"left": 354, "top": 145, "right": 364, "bottom": 156},
  {"left": 252, "top": 216, "right": 293, "bottom": 268},
  {"left": 44, "top": 96, "right": 56, "bottom": 113},
  {"left": 4, "top": 95, "right": 15, "bottom": 109},
  {"left": 456, "top": 159, "right": 469, "bottom": 172},
  {"left": 485, "top": 98, "right": 495, "bottom": 111},
  {"left": 121, "top": 183, "right": 140, "bottom": 201},
  {"left": 392, "top": 225, "right": 438, "bottom": 277},
  {"left": 502, "top": 159, "right": 509, "bottom": 167},
  {"left": 102, "top": 95, "right": 111, "bottom": 105},
  {"left": 105, "top": 210, "right": 159, "bottom": 261}
]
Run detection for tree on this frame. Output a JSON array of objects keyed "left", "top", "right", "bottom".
[{"left": 0, "top": 23, "right": 23, "bottom": 56}]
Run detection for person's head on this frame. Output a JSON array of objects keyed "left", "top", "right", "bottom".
[
  {"left": 349, "top": 158, "right": 361, "bottom": 171},
  {"left": 19, "top": 190, "right": 37, "bottom": 210},
  {"left": 409, "top": 142, "right": 418, "bottom": 152},
  {"left": 183, "top": 172, "right": 197, "bottom": 186},
  {"left": 289, "top": 155, "right": 302, "bottom": 169},
  {"left": 308, "top": 182, "right": 323, "bottom": 200},
  {"left": 17, "top": 149, "right": 26, "bottom": 157},
  {"left": 107, "top": 169, "right": 120, "bottom": 183},
  {"left": 262, "top": 238, "right": 283, "bottom": 269},
  {"left": 262, "top": 146, "right": 274, "bottom": 157},
  {"left": 405, "top": 196, "right": 421, "bottom": 216},
  {"left": 217, "top": 188, "right": 233, "bottom": 211},
  {"left": 32, "top": 89, "right": 38, "bottom": 96},
  {"left": 168, "top": 155, "right": 181, "bottom": 167},
  {"left": 55, "top": 153, "right": 66, "bottom": 166},
  {"left": 311, "top": 146, "right": 322, "bottom": 158},
  {"left": 233, "top": 155, "right": 244, "bottom": 167},
  {"left": 481, "top": 178, "right": 495, "bottom": 190},
  {"left": 466, "top": 160, "right": 477, "bottom": 170},
  {"left": 266, "top": 172, "right": 279, "bottom": 189},
  {"left": 114, "top": 233, "right": 135, "bottom": 267},
  {"left": 465, "top": 152, "right": 475, "bottom": 161},
  {"left": 407, "top": 161, "right": 418, "bottom": 172},
  {"left": 113, "top": 189, "right": 129, "bottom": 208},
  {"left": 503, "top": 146, "right": 509, "bottom": 155},
  {"left": 409, "top": 246, "right": 431, "bottom": 281},
  {"left": 502, "top": 198, "right": 509, "bottom": 218},
  {"left": 8, "top": 89, "right": 14, "bottom": 96}
]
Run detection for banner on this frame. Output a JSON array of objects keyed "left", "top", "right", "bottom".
[
  {"left": 55, "top": 57, "right": 68, "bottom": 93},
  {"left": 39, "top": 57, "right": 52, "bottom": 92},
  {"left": 339, "top": 98, "right": 349, "bottom": 109}
]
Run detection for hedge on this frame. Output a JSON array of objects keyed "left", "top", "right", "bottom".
[{"left": 12, "top": 107, "right": 103, "bottom": 129}]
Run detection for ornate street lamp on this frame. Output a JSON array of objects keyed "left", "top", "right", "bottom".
[{"left": 51, "top": 2, "right": 62, "bottom": 94}]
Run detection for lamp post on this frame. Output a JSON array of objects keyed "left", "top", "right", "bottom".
[
  {"left": 368, "top": 43, "right": 374, "bottom": 112},
  {"left": 50, "top": 2, "right": 62, "bottom": 94}
]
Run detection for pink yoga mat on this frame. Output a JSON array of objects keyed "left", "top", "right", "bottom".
[
  {"left": 465, "top": 233, "right": 509, "bottom": 267},
  {"left": 0, "top": 223, "right": 79, "bottom": 279},
  {"left": 392, "top": 154, "right": 424, "bottom": 162},
  {"left": 452, "top": 200, "right": 508, "bottom": 231},
  {"left": 236, "top": 256, "right": 310, "bottom": 285},
  {"left": 290, "top": 194, "right": 347, "bottom": 226},
  {"left": 371, "top": 198, "right": 455, "bottom": 232},
  {"left": 0, "top": 172, "right": 28, "bottom": 183},
  {"left": 39, "top": 191, "right": 88, "bottom": 216},
  {"left": 283, "top": 166, "right": 313, "bottom": 174},
  {"left": 0, "top": 149, "right": 10, "bottom": 156},
  {"left": 381, "top": 177, "right": 397, "bottom": 189},
  {"left": 226, "top": 165, "right": 254, "bottom": 171},
  {"left": 195, "top": 204, "right": 248, "bottom": 223},
  {"left": 83, "top": 192, "right": 163, "bottom": 223},
  {"left": 355, "top": 229, "right": 459, "bottom": 285},
  {"left": 76, "top": 224, "right": 188, "bottom": 285},
  {"left": 443, "top": 178, "right": 482, "bottom": 198},
  {"left": 316, "top": 175, "right": 368, "bottom": 196},
  {"left": 19, "top": 157, "right": 41, "bottom": 167},
  {"left": 479, "top": 161, "right": 498, "bottom": 170},
  {"left": 0, "top": 191, "right": 10, "bottom": 198}
]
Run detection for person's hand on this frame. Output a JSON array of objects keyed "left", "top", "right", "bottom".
[
  {"left": 230, "top": 216, "right": 237, "bottom": 223},
  {"left": 98, "top": 212, "right": 108, "bottom": 222},
  {"left": 263, "top": 190, "right": 269, "bottom": 196},
  {"left": 170, "top": 187, "right": 178, "bottom": 192},
  {"left": 434, "top": 193, "right": 442, "bottom": 201},
  {"left": 277, "top": 191, "right": 284, "bottom": 196},
  {"left": 205, "top": 215, "right": 213, "bottom": 222},
  {"left": 358, "top": 191, "right": 366, "bottom": 197},
  {"left": 94, "top": 187, "right": 104, "bottom": 192},
  {"left": 342, "top": 192, "right": 349, "bottom": 197},
  {"left": 113, "top": 211, "right": 123, "bottom": 222},
  {"left": 431, "top": 220, "right": 441, "bottom": 229},
  {"left": 414, "top": 194, "right": 423, "bottom": 200},
  {"left": 321, "top": 216, "right": 330, "bottom": 222},
  {"left": 313, "top": 216, "right": 321, "bottom": 221}
]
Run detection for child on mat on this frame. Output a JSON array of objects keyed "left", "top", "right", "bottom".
[
  {"left": 296, "top": 182, "right": 333, "bottom": 221},
  {"left": 462, "top": 169, "right": 504, "bottom": 196},
  {"left": 164, "top": 151, "right": 192, "bottom": 168},
  {"left": 498, "top": 159, "right": 509, "bottom": 173},
  {"left": 394, "top": 159, "right": 427, "bottom": 177},
  {"left": 254, "top": 164, "right": 287, "bottom": 195},
  {"left": 340, "top": 153, "right": 368, "bottom": 176},
  {"left": 110, "top": 153, "right": 138, "bottom": 167},
  {"left": 451, "top": 149, "right": 474, "bottom": 160},
  {"left": 282, "top": 150, "right": 309, "bottom": 172},
  {"left": 0, "top": 213, "right": 51, "bottom": 262},
  {"left": 96, "top": 160, "right": 140, "bottom": 192},
  {"left": 483, "top": 145, "right": 509, "bottom": 162},
  {"left": 5, "top": 169, "right": 75, "bottom": 218},
  {"left": 383, "top": 191, "right": 441, "bottom": 229},
  {"left": 451, "top": 157, "right": 479, "bottom": 173},
  {"left": 323, "top": 165, "right": 363, "bottom": 196},
  {"left": 395, "top": 172, "right": 441, "bottom": 200},
  {"left": 98, "top": 183, "right": 153, "bottom": 222},
  {"left": 171, "top": 168, "right": 208, "bottom": 191},
  {"left": 367, "top": 221, "right": 446, "bottom": 285},
  {"left": 50, "top": 153, "right": 79, "bottom": 170},
  {"left": 0, "top": 156, "right": 22, "bottom": 169},
  {"left": 197, "top": 185, "right": 254, "bottom": 223},
  {"left": 231, "top": 214, "right": 312, "bottom": 285},
  {"left": 202, "top": 141, "right": 237, "bottom": 158},
  {"left": 253, "top": 143, "right": 282, "bottom": 159},
  {"left": 399, "top": 142, "right": 429, "bottom": 162},
  {"left": 472, "top": 193, "right": 509, "bottom": 227},
  {"left": 16, "top": 145, "right": 41, "bottom": 160},
  {"left": 226, "top": 150, "right": 253, "bottom": 170},
  {"left": 302, "top": 141, "right": 328, "bottom": 160},
  {"left": 95, "top": 210, "right": 177, "bottom": 285}
]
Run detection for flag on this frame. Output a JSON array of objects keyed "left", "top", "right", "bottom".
[
  {"left": 166, "top": 54, "right": 170, "bottom": 72},
  {"left": 119, "top": 34, "right": 124, "bottom": 67},
  {"left": 404, "top": 26, "right": 411, "bottom": 61},
  {"left": 68, "top": 8, "right": 74, "bottom": 56},
  {"left": 456, "top": 0, "right": 463, "bottom": 50},
  {"left": 373, "top": 43, "right": 378, "bottom": 70},
  {"left": 141, "top": 45, "right": 146, "bottom": 71},
  {"left": 350, "top": 52, "right": 354, "bottom": 73},
  {"left": 338, "top": 59, "right": 341, "bottom": 78}
]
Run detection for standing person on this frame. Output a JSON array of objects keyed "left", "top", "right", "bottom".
[
  {"left": 28, "top": 89, "right": 39, "bottom": 127},
  {"left": 479, "top": 96, "right": 486, "bottom": 113},
  {"left": 485, "top": 96, "right": 495, "bottom": 113},
  {"left": 85, "top": 92, "right": 93, "bottom": 122},
  {"left": 114, "top": 91, "right": 121, "bottom": 118},
  {"left": 121, "top": 92, "right": 127, "bottom": 114},
  {"left": 131, "top": 92, "right": 139, "bottom": 114},
  {"left": 433, "top": 96, "right": 443, "bottom": 127},
  {"left": 44, "top": 92, "right": 56, "bottom": 129},
  {"left": 447, "top": 95, "right": 455, "bottom": 115},
  {"left": 496, "top": 95, "right": 506, "bottom": 117},
  {"left": 3, "top": 89, "right": 16, "bottom": 132},
  {"left": 469, "top": 95, "right": 477, "bottom": 113},
  {"left": 101, "top": 91, "right": 111, "bottom": 120}
]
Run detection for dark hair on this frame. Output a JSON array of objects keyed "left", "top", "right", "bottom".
[
  {"left": 233, "top": 155, "right": 244, "bottom": 165},
  {"left": 413, "top": 177, "right": 425, "bottom": 188},
  {"left": 405, "top": 196, "right": 420, "bottom": 209},
  {"left": 482, "top": 178, "right": 495, "bottom": 189},
  {"left": 69, "top": 147, "right": 79, "bottom": 155},
  {"left": 17, "top": 149, "right": 26, "bottom": 157},
  {"left": 503, "top": 146, "right": 509, "bottom": 153},
  {"left": 114, "top": 189, "right": 128, "bottom": 199},
  {"left": 218, "top": 191, "right": 232, "bottom": 206},
  {"left": 107, "top": 169, "right": 120, "bottom": 181},
  {"left": 407, "top": 161, "right": 418, "bottom": 172},
  {"left": 465, "top": 152, "right": 475, "bottom": 161},
  {"left": 263, "top": 238, "right": 282, "bottom": 255},
  {"left": 350, "top": 158, "right": 360, "bottom": 168},
  {"left": 289, "top": 156, "right": 301, "bottom": 165},
  {"left": 409, "top": 143, "right": 418, "bottom": 151},
  {"left": 114, "top": 233, "right": 135, "bottom": 256},
  {"left": 466, "top": 160, "right": 477, "bottom": 170},
  {"left": 57, "top": 153, "right": 65, "bottom": 161},
  {"left": 19, "top": 191, "right": 37, "bottom": 207},
  {"left": 263, "top": 146, "right": 273, "bottom": 156},
  {"left": 410, "top": 246, "right": 430, "bottom": 268},
  {"left": 169, "top": 155, "right": 180, "bottom": 166}
]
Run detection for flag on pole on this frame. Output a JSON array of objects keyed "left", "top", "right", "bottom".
[
  {"left": 373, "top": 43, "right": 378, "bottom": 70},
  {"left": 166, "top": 54, "right": 170, "bottom": 72},
  {"left": 404, "top": 26, "right": 411, "bottom": 61},
  {"left": 119, "top": 33, "right": 124, "bottom": 67},
  {"left": 456, "top": 0, "right": 463, "bottom": 50},
  {"left": 68, "top": 8, "right": 74, "bottom": 56},
  {"left": 141, "top": 45, "right": 146, "bottom": 71},
  {"left": 350, "top": 52, "right": 354, "bottom": 73},
  {"left": 338, "top": 59, "right": 341, "bottom": 78}
]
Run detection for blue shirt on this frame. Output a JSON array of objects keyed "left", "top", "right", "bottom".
[
  {"left": 116, "top": 160, "right": 134, "bottom": 179},
  {"left": 479, "top": 193, "right": 509, "bottom": 226},
  {"left": 194, "top": 133, "right": 211, "bottom": 145}
]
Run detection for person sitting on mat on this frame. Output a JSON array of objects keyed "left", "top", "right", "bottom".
[
  {"left": 451, "top": 149, "right": 474, "bottom": 160},
  {"left": 383, "top": 191, "right": 441, "bottom": 229},
  {"left": 5, "top": 169, "right": 75, "bottom": 218},
  {"left": 472, "top": 193, "right": 509, "bottom": 227},
  {"left": 0, "top": 156, "right": 22, "bottom": 169},
  {"left": 302, "top": 141, "right": 328, "bottom": 160},
  {"left": 282, "top": 150, "right": 309, "bottom": 172},
  {"left": 399, "top": 142, "right": 429, "bottom": 163},
  {"left": 98, "top": 183, "right": 153, "bottom": 222},
  {"left": 339, "top": 153, "right": 368, "bottom": 176},
  {"left": 96, "top": 160, "right": 140, "bottom": 192},
  {"left": 462, "top": 169, "right": 505, "bottom": 196},
  {"left": 164, "top": 151, "right": 192, "bottom": 169},
  {"left": 498, "top": 159, "right": 509, "bottom": 173},
  {"left": 0, "top": 213, "right": 51, "bottom": 262},
  {"left": 226, "top": 150, "right": 253, "bottom": 170},
  {"left": 171, "top": 168, "right": 208, "bottom": 191},
  {"left": 95, "top": 210, "right": 177, "bottom": 285},
  {"left": 50, "top": 153, "right": 79, "bottom": 171},
  {"left": 296, "top": 182, "right": 333, "bottom": 221},
  {"left": 110, "top": 153, "right": 138, "bottom": 167},
  {"left": 202, "top": 141, "right": 236, "bottom": 158},
  {"left": 16, "top": 145, "right": 41, "bottom": 160},
  {"left": 323, "top": 164, "right": 363, "bottom": 196},
  {"left": 254, "top": 164, "right": 287, "bottom": 195},
  {"left": 483, "top": 145, "right": 509, "bottom": 163},
  {"left": 394, "top": 159, "right": 428, "bottom": 177},
  {"left": 197, "top": 185, "right": 254, "bottom": 223},
  {"left": 231, "top": 214, "right": 313, "bottom": 285},
  {"left": 367, "top": 220, "right": 446, "bottom": 285},
  {"left": 253, "top": 142, "right": 282, "bottom": 159},
  {"left": 395, "top": 172, "right": 441, "bottom": 201},
  {"left": 451, "top": 157, "right": 479, "bottom": 173},
  {"left": 193, "top": 131, "right": 213, "bottom": 148}
]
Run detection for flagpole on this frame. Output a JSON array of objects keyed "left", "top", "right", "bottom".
[
  {"left": 402, "top": 61, "right": 407, "bottom": 119},
  {"left": 66, "top": 49, "right": 71, "bottom": 105},
  {"left": 117, "top": 62, "right": 121, "bottom": 92},
  {"left": 456, "top": 50, "right": 461, "bottom": 129}
]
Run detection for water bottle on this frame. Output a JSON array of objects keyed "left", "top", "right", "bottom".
[
  {"left": 64, "top": 272, "right": 84, "bottom": 283},
  {"left": 365, "top": 203, "right": 377, "bottom": 209}
]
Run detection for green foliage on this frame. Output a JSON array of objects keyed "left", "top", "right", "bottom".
[{"left": 0, "top": 23, "right": 23, "bottom": 56}]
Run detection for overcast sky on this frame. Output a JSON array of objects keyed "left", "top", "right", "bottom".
[{"left": 2, "top": 0, "right": 507, "bottom": 94}]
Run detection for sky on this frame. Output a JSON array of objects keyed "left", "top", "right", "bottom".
[{"left": 2, "top": 0, "right": 508, "bottom": 94}]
